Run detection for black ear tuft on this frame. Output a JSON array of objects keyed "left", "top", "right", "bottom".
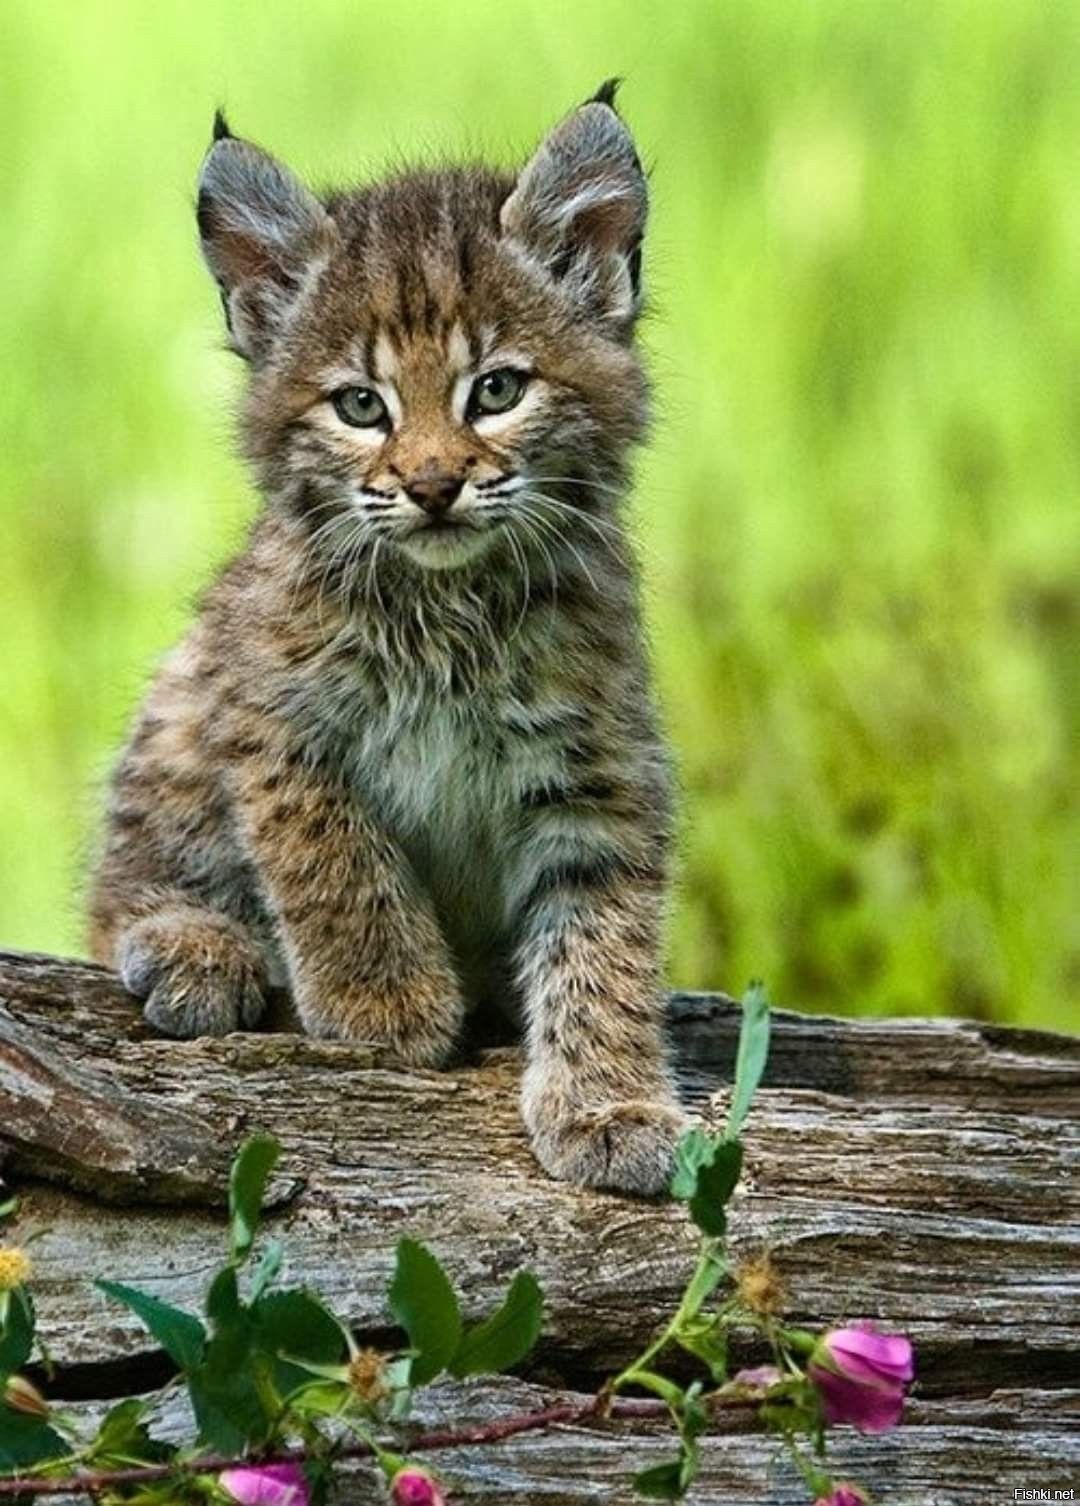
[
  {"left": 590, "top": 77, "right": 623, "bottom": 110},
  {"left": 502, "top": 88, "right": 647, "bottom": 327},
  {"left": 197, "top": 129, "right": 336, "bottom": 361},
  {"left": 627, "top": 238, "right": 643, "bottom": 300}
]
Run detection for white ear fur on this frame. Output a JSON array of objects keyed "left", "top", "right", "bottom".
[
  {"left": 501, "top": 97, "right": 647, "bottom": 326},
  {"left": 197, "top": 121, "right": 336, "bottom": 360}
]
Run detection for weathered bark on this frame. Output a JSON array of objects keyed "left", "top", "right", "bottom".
[{"left": 1, "top": 950, "right": 1078, "bottom": 1504}]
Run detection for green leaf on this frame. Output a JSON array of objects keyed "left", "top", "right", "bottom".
[
  {"left": 385, "top": 1355, "right": 414, "bottom": 1422},
  {"left": 0, "top": 1198, "right": 17, "bottom": 1222},
  {"left": 626, "top": 1369, "right": 686, "bottom": 1408},
  {"left": 305, "top": 1456, "right": 334, "bottom": 1506},
  {"left": 189, "top": 1309, "right": 266, "bottom": 1452},
  {"left": 670, "top": 1128, "right": 718, "bottom": 1201},
  {"left": 725, "top": 982, "right": 771, "bottom": 1141},
  {"left": 91, "top": 1396, "right": 147, "bottom": 1454},
  {"left": 254, "top": 1289, "right": 344, "bottom": 1361},
  {"left": 679, "top": 1248, "right": 726, "bottom": 1320},
  {"left": 89, "top": 1398, "right": 173, "bottom": 1466},
  {"left": 276, "top": 1355, "right": 349, "bottom": 1383},
  {"left": 188, "top": 1373, "right": 257, "bottom": 1451},
  {"left": 633, "top": 1459, "right": 686, "bottom": 1500},
  {"left": 677, "top": 1315, "right": 729, "bottom": 1382},
  {"left": 0, "top": 1407, "right": 69, "bottom": 1472},
  {"left": 249, "top": 1239, "right": 284, "bottom": 1302},
  {"left": 672, "top": 1126, "right": 745, "bottom": 1235},
  {"left": 253, "top": 1287, "right": 346, "bottom": 1398},
  {"left": 229, "top": 1135, "right": 281, "bottom": 1264},
  {"left": 187, "top": 1286, "right": 344, "bottom": 1453},
  {"left": 0, "top": 1287, "right": 34, "bottom": 1373},
  {"left": 286, "top": 1379, "right": 352, "bottom": 1420},
  {"left": 689, "top": 1139, "right": 744, "bottom": 1237},
  {"left": 388, "top": 1238, "right": 462, "bottom": 1387},
  {"left": 681, "top": 1382, "right": 709, "bottom": 1443},
  {"left": 96, "top": 1281, "right": 205, "bottom": 1371},
  {"left": 206, "top": 1266, "right": 241, "bottom": 1327},
  {"left": 679, "top": 1442, "right": 700, "bottom": 1494},
  {"left": 449, "top": 1271, "right": 543, "bottom": 1378}
]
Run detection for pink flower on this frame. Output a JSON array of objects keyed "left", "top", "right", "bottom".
[
  {"left": 390, "top": 1465, "right": 449, "bottom": 1505},
  {"left": 809, "top": 1322, "right": 915, "bottom": 1434},
  {"left": 220, "top": 1463, "right": 310, "bottom": 1506},
  {"left": 813, "top": 1487, "right": 866, "bottom": 1506}
]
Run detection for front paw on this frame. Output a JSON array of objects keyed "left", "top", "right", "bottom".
[
  {"left": 528, "top": 1099, "right": 690, "bottom": 1196},
  {"left": 141, "top": 975, "right": 263, "bottom": 1039},
  {"left": 304, "top": 1016, "right": 458, "bottom": 1070},
  {"left": 119, "top": 919, "right": 266, "bottom": 1039},
  {"left": 297, "top": 981, "right": 463, "bottom": 1069}
]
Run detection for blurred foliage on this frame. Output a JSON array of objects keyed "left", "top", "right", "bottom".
[{"left": 1, "top": 0, "right": 1078, "bottom": 1031}]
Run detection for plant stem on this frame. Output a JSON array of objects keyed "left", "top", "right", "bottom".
[
  {"left": 609, "top": 1237, "right": 724, "bottom": 1394},
  {"left": 0, "top": 1393, "right": 761, "bottom": 1498}
]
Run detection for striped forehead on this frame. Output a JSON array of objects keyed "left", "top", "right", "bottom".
[
  {"left": 358, "top": 226, "right": 477, "bottom": 347},
  {"left": 324, "top": 166, "right": 515, "bottom": 351},
  {"left": 362, "top": 318, "right": 491, "bottom": 385}
]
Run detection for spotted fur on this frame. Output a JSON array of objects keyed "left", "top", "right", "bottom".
[{"left": 88, "top": 89, "right": 686, "bottom": 1193}]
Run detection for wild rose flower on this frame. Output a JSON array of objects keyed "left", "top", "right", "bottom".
[
  {"left": 220, "top": 1463, "right": 310, "bottom": 1506},
  {"left": 813, "top": 1487, "right": 866, "bottom": 1506},
  {"left": 809, "top": 1322, "right": 914, "bottom": 1433},
  {"left": 390, "top": 1465, "right": 449, "bottom": 1505}
]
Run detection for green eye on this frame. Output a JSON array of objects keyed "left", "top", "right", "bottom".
[
  {"left": 470, "top": 367, "right": 528, "bottom": 418},
  {"left": 332, "top": 386, "right": 388, "bottom": 428}
]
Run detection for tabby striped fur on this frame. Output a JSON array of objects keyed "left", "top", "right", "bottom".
[{"left": 88, "top": 85, "right": 686, "bottom": 1193}]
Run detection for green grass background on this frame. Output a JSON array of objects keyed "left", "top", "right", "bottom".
[{"left": 3, "top": 0, "right": 1078, "bottom": 1032}]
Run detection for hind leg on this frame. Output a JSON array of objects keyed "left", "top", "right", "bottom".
[{"left": 111, "top": 901, "right": 268, "bottom": 1038}]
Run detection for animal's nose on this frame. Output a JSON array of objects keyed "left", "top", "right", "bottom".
[{"left": 404, "top": 471, "right": 463, "bottom": 515}]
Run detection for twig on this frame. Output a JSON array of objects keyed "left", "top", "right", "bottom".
[{"left": 0, "top": 1393, "right": 757, "bottom": 1497}]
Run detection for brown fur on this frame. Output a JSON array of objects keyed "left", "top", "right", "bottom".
[{"left": 89, "top": 90, "right": 687, "bottom": 1193}]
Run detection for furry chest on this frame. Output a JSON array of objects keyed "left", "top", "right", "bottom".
[{"left": 347, "top": 704, "right": 512, "bottom": 920}]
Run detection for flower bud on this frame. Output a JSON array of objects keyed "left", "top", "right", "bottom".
[
  {"left": 813, "top": 1486, "right": 867, "bottom": 1506},
  {"left": 0, "top": 1247, "right": 32, "bottom": 1291},
  {"left": 3, "top": 1375, "right": 49, "bottom": 1419},
  {"left": 390, "top": 1465, "right": 449, "bottom": 1506},
  {"left": 808, "top": 1322, "right": 915, "bottom": 1434}
]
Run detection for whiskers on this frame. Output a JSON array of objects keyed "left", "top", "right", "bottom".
[
  {"left": 520, "top": 472, "right": 656, "bottom": 568},
  {"left": 283, "top": 470, "right": 629, "bottom": 651},
  {"left": 473, "top": 471, "right": 632, "bottom": 607},
  {"left": 517, "top": 496, "right": 600, "bottom": 596},
  {"left": 363, "top": 534, "right": 388, "bottom": 621},
  {"left": 286, "top": 498, "right": 391, "bottom": 638}
]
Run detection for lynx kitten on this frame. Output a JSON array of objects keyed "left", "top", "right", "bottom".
[{"left": 89, "top": 84, "right": 686, "bottom": 1194}]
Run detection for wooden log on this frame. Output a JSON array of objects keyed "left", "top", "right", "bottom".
[{"left": 1, "top": 950, "right": 1078, "bottom": 1503}]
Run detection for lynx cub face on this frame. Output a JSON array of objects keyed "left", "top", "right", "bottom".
[
  {"left": 201, "top": 93, "right": 648, "bottom": 581},
  {"left": 90, "top": 85, "right": 687, "bottom": 1196}
]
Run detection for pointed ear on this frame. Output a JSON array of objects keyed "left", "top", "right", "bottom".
[
  {"left": 196, "top": 117, "right": 337, "bottom": 361},
  {"left": 501, "top": 90, "right": 647, "bottom": 327}
]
